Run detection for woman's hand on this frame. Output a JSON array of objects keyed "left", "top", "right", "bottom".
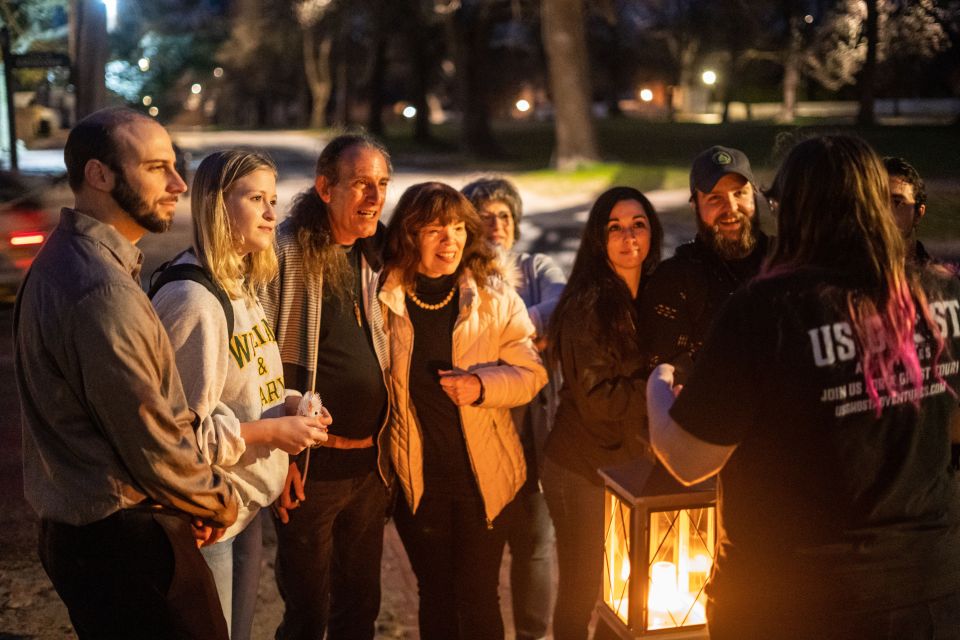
[
  {"left": 267, "top": 408, "right": 332, "bottom": 454},
  {"left": 438, "top": 369, "right": 483, "bottom": 406}
]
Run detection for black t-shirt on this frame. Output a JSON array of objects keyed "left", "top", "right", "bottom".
[
  {"left": 671, "top": 266, "right": 960, "bottom": 615},
  {"left": 406, "top": 273, "right": 479, "bottom": 498},
  {"left": 311, "top": 245, "right": 387, "bottom": 479}
]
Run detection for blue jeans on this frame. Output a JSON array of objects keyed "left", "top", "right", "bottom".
[
  {"left": 505, "top": 488, "right": 555, "bottom": 640},
  {"left": 200, "top": 510, "right": 265, "bottom": 640},
  {"left": 273, "top": 470, "right": 388, "bottom": 640},
  {"left": 201, "top": 534, "right": 235, "bottom": 636}
]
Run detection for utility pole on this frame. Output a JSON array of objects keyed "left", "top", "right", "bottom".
[
  {"left": 70, "top": 0, "right": 109, "bottom": 119},
  {"left": 1, "top": 28, "right": 18, "bottom": 170}
]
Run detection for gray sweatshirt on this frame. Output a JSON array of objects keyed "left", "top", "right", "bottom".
[{"left": 152, "top": 253, "right": 288, "bottom": 539}]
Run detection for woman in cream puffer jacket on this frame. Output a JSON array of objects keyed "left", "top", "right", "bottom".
[{"left": 380, "top": 181, "right": 547, "bottom": 639}]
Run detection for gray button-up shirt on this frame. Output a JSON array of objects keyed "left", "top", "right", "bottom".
[{"left": 14, "top": 208, "right": 237, "bottom": 527}]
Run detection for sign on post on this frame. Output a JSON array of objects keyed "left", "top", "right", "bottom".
[{"left": 9, "top": 52, "right": 71, "bottom": 70}]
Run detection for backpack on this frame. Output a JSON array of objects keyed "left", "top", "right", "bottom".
[{"left": 148, "top": 250, "right": 235, "bottom": 337}]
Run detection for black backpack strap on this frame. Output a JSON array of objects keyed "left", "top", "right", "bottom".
[{"left": 148, "top": 257, "right": 235, "bottom": 338}]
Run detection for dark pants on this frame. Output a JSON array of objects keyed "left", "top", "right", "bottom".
[
  {"left": 394, "top": 491, "right": 509, "bottom": 640},
  {"left": 39, "top": 510, "right": 228, "bottom": 640},
  {"left": 707, "top": 591, "right": 960, "bottom": 640},
  {"left": 505, "top": 488, "right": 555, "bottom": 640},
  {"left": 273, "top": 469, "right": 388, "bottom": 640},
  {"left": 541, "top": 457, "right": 620, "bottom": 640}
]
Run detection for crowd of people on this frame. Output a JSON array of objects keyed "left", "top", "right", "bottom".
[{"left": 13, "top": 106, "right": 960, "bottom": 640}]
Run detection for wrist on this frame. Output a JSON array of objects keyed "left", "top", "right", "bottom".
[{"left": 471, "top": 374, "right": 485, "bottom": 406}]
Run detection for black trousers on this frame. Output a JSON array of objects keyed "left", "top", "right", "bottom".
[
  {"left": 394, "top": 490, "right": 510, "bottom": 640},
  {"left": 39, "top": 509, "right": 228, "bottom": 640},
  {"left": 273, "top": 469, "right": 389, "bottom": 640}
]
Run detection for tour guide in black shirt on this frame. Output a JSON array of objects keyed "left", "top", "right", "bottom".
[
  {"left": 647, "top": 136, "right": 960, "bottom": 639},
  {"left": 259, "top": 134, "right": 393, "bottom": 639}
]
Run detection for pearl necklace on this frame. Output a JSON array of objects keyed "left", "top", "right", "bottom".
[{"left": 408, "top": 286, "right": 457, "bottom": 310}]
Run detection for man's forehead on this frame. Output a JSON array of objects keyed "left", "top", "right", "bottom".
[
  {"left": 704, "top": 173, "right": 750, "bottom": 194},
  {"left": 114, "top": 120, "right": 174, "bottom": 163},
  {"left": 337, "top": 146, "right": 389, "bottom": 177},
  {"left": 889, "top": 176, "right": 914, "bottom": 197}
]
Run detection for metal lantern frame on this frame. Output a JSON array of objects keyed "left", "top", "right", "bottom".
[{"left": 597, "top": 458, "right": 717, "bottom": 639}]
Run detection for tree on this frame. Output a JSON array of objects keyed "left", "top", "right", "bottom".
[
  {"left": 296, "top": 0, "right": 335, "bottom": 128},
  {"left": 542, "top": 0, "right": 598, "bottom": 169}
]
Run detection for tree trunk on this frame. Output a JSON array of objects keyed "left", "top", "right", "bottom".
[
  {"left": 858, "top": 0, "right": 878, "bottom": 126},
  {"left": 366, "top": 18, "right": 387, "bottom": 136},
  {"left": 303, "top": 27, "right": 333, "bottom": 129},
  {"left": 405, "top": 0, "right": 432, "bottom": 143},
  {"left": 778, "top": 16, "right": 801, "bottom": 123},
  {"left": 69, "top": 0, "right": 108, "bottom": 120},
  {"left": 542, "top": 0, "right": 598, "bottom": 170},
  {"left": 445, "top": 10, "right": 500, "bottom": 157}
]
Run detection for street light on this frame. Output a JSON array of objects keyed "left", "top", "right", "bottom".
[
  {"left": 701, "top": 70, "right": 717, "bottom": 86},
  {"left": 138, "top": 57, "right": 150, "bottom": 72},
  {"left": 515, "top": 99, "right": 531, "bottom": 113},
  {"left": 402, "top": 106, "right": 417, "bottom": 119},
  {"left": 191, "top": 83, "right": 202, "bottom": 94},
  {"left": 639, "top": 89, "right": 654, "bottom": 103},
  {"left": 142, "top": 96, "right": 152, "bottom": 106}
]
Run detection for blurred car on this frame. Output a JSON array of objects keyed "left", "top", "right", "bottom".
[{"left": 0, "top": 171, "right": 62, "bottom": 297}]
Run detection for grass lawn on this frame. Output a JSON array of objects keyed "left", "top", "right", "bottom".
[{"left": 382, "top": 118, "right": 960, "bottom": 239}]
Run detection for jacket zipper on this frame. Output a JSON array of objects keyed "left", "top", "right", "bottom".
[{"left": 452, "top": 307, "right": 493, "bottom": 530}]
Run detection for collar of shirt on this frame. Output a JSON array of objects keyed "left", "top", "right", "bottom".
[{"left": 61, "top": 208, "right": 144, "bottom": 281}]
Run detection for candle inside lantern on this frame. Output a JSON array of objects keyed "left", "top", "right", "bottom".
[{"left": 646, "top": 560, "right": 707, "bottom": 630}]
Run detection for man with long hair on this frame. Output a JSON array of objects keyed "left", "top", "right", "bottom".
[
  {"left": 259, "top": 133, "right": 393, "bottom": 639},
  {"left": 639, "top": 145, "right": 770, "bottom": 373},
  {"left": 647, "top": 135, "right": 960, "bottom": 639},
  {"left": 14, "top": 107, "right": 237, "bottom": 639}
]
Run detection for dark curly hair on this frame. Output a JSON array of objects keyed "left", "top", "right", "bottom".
[{"left": 383, "top": 182, "right": 501, "bottom": 288}]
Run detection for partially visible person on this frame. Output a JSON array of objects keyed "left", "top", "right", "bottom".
[
  {"left": 380, "top": 181, "right": 547, "bottom": 639},
  {"left": 461, "top": 176, "right": 565, "bottom": 640},
  {"left": 151, "top": 150, "right": 329, "bottom": 639},
  {"left": 14, "top": 107, "right": 238, "bottom": 639},
  {"left": 259, "top": 133, "right": 394, "bottom": 640},
  {"left": 648, "top": 135, "right": 960, "bottom": 639},
  {"left": 542, "top": 187, "right": 663, "bottom": 640},
  {"left": 884, "top": 156, "right": 931, "bottom": 265},
  {"left": 639, "top": 145, "right": 770, "bottom": 374}
]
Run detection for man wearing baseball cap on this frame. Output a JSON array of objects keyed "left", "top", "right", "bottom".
[{"left": 639, "top": 145, "right": 771, "bottom": 373}]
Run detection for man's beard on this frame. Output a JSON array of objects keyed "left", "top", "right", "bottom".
[
  {"left": 111, "top": 169, "right": 172, "bottom": 233},
  {"left": 698, "top": 211, "right": 757, "bottom": 260}
]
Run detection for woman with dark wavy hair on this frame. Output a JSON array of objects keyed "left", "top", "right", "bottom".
[
  {"left": 648, "top": 135, "right": 960, "bottom": 639},
  {"left": 542, "top": 186, "right": 663, "bottom": 639},
  {"left": 380, "top": 181, "right": 547, "bottom": 639}
]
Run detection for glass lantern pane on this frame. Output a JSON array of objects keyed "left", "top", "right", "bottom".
[
  {"left": 602, "top": 488, "right": 632, "bottom": 625},
  {"left": 646, "top": 506, "right": 715, "bottom": 631}
]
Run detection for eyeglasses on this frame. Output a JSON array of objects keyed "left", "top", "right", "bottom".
[{"left": 480, "top": 211, "right": 512, "bottom": 225}]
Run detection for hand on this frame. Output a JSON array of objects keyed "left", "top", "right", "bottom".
[
  {"left": 190, "top": 518, "right": 226, "bottom": 548},
  {"left": 274, "top": 462, "right": 305, "bottom": 524},
  {"left": 268, "top": 412, "right": 331, "bottom": 454},
  {"left": 651, "top": 364, "right": 677, "bottom": 391},
  {"left": 438, "top": 369, "right": 482, "bottom": 406}
]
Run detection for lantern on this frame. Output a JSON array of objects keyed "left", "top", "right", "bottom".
[{"left": 597, "top": 458, "right": 717, "bottom": 638}]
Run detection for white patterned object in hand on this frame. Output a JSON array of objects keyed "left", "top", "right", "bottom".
[{"left": 298, "top": 392, "right": 328, "bottom": 444}]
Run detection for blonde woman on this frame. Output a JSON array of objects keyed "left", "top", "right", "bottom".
[
  {"left": 380, "top": 181, "right": 547, "bottom": 639},
  {"left": 151, "top": 150, "right": 328, "bottom": 639}
]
